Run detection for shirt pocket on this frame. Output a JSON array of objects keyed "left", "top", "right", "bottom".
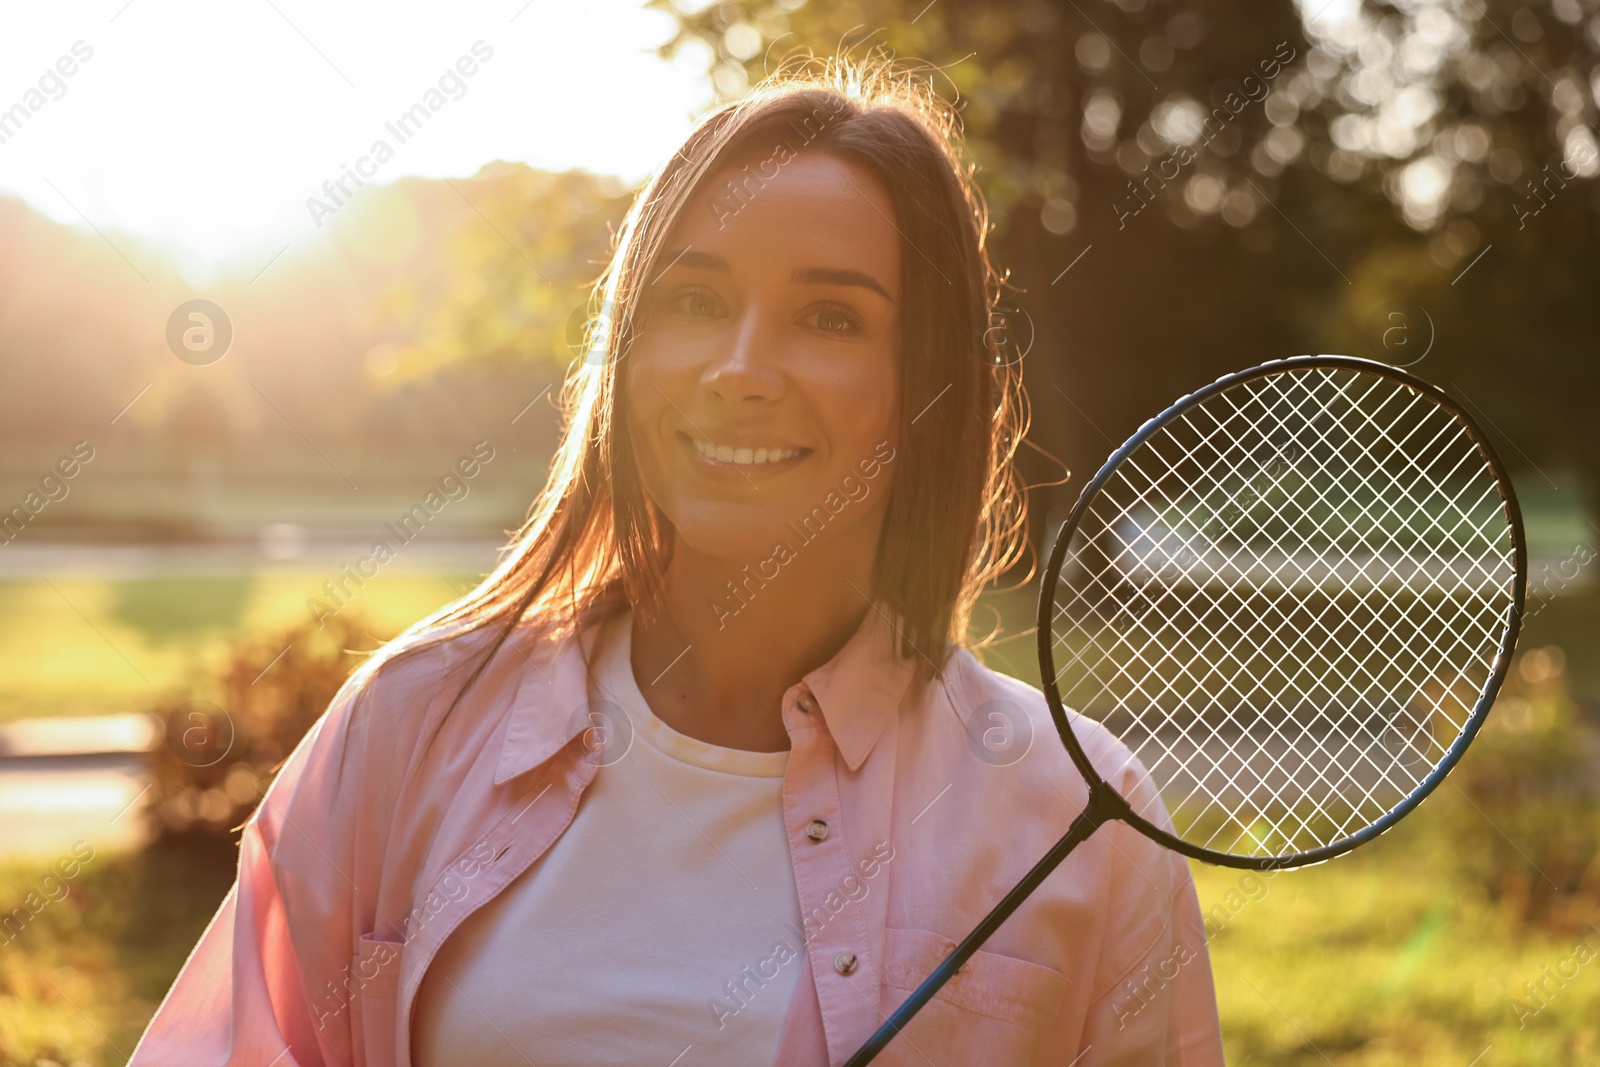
[
  {"left": 878, "top": 925, "right": 1069, "bottom": 1066},
  {"left": 349, "top": 932, "right": 404, "bottom": 1067}
]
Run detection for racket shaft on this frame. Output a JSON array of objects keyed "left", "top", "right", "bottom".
[{"left": 842, "top": 785, "right": 1121, "bottom": 1066}]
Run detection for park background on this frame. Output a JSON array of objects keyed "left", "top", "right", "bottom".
[{"left": 0, "top": 0, "right": 1597, "bottom": 1063}]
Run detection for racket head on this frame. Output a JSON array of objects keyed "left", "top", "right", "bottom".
[{"left": 1037, "top": 355, "right": 1527, "bottom": 870}]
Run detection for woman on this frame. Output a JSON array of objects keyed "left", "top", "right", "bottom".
[{"left": 130, "top": 58, "right": 1223, "bottom": 1066}]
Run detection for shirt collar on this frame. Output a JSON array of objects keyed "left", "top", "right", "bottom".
[
  {"left": 494, "top": 603, "right": 924, "bottom": 784},
  {"left": 493, "top": 620, "right": 604, "bottom": 786},
  {"left": 803, "top": 602, "right": 924, "bottom": 772}
]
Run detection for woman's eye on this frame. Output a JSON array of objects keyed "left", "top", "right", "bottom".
[
  {"left": 808, "top": 304, "right": 865, "bottom": 336},
  {"left": 669, "top": 288, "right": 723, "bottom": 318}
]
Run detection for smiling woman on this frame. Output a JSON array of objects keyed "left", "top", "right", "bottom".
[{"left": 128, "top": 56, "right": 1224, "bottom": 1067}]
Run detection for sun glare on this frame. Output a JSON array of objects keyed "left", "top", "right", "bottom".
[{"left": 0, "top": 0, "right": 710, "bottom": 274}]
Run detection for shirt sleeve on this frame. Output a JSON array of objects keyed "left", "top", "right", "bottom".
[
  {"left": 1162, "top": 861, "right": 1227, "bottom": 1066},
  {"left": 1075, "top": 757, "right": 1227, "bottom": 1066},
  {"left": 128, "top": 675, "right": 374, "bottom": 1067}
]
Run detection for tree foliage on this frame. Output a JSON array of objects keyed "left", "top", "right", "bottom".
[{"left": 380, "top": 164, "right": 638, "bottom": 377}]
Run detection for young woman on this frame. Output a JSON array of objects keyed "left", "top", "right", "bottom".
[{"left": 131, "top": 59, "right": 1223, "bottom": 1067}]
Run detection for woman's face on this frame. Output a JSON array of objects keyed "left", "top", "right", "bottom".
[{"left": 625, "top": 149, "right": 902, "bottom": 561}]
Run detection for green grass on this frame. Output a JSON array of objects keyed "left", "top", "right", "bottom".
[
  {"left": 0, "top": 574, "right": 1087, "bottom": 722},
  {"left": 1196, "top": 809, "right": 1600, "bottom": 1065},
  {"left": 1, "top": 820, "right": 1594, "bottom": 1065},
  {"left": 0, "top": 571, "right": 482, "bottom": 721},
  {"left": 0, "top": 836, "right": 237, "bottom": 1067}
]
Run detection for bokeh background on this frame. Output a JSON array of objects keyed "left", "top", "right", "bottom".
[{"left": 0, "top": 0, "right": 1597, "bottom": 1063}]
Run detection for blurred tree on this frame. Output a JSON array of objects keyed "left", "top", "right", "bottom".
[
  {"left": 651, "top": 0, "right": 1600, "bottom": 235},
  {"left": 378, "top": 163, "right": 639, "bottom": 376}
]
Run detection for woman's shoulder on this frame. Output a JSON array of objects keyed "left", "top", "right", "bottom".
[
  {"left": 939, "top": 644, "right": 1149, "bottom": 787},
  {"left": 926, "top": 648, "right": 1191, "bottom": 969},
  {"left": 289, "top": 617, "right": 574, "bottom": 794},
  {"left": 348, "top": 616, "right": 569, "bottom": 719},
  {"left": 262, "top": 617, "right": 588, "bottom": 870},
  {"left": 358, "top": 621, "right": 505, "bottom": 700},
  {"left": 938, "top": 645, "right": 1194, "bottom": 912}
]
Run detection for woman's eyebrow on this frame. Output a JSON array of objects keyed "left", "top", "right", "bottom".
[
  {"left": 660, "top": 248, "right": 726, "bottom": 273},
  {"left": 656, "top": 247, "right": 893, "bottom": 303},
  {"left": 792, "top": 266, "right": 893, "bottom": 303}
]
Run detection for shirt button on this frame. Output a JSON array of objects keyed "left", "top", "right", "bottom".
[
  {"left": 834, "top": 951, "right": 859, "bottom": 976},
  {"left": 797, "top": 692, "right": 819, "bottom": 714},
  {"left": 805, "top": 819, "right": 830, "bottom": 842}
]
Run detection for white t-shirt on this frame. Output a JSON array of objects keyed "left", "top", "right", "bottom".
[{"left": 412, "top": 611, "right": 807, "bottom": 1066}]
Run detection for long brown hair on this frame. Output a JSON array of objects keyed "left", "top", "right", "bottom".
[{"left": 385, "top": 55, "right": 1030, "bottom": 714}]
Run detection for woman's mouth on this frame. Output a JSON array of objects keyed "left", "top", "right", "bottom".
[{"left": 679, "top": 431, "right": 811, "bottom": 474}]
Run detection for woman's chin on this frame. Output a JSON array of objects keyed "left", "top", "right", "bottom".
[{"left": 671, "top": 521, "right": 793, "bottom": 561}]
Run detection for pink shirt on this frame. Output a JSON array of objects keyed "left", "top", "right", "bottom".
[{"left": 129, "top": 605, "right": 1225, "bottom": 1066}]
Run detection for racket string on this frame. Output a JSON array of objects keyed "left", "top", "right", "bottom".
[{"left": 1049, "top": 367, "right": 1518, "bottom": 857}]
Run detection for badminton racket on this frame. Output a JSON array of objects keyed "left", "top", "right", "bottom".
[{"left": 844, "top": 354, "right": 1526, "bottom": 1065}]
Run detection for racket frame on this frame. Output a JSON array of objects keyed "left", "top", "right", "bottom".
[{"left": 1035, "top": 353, "right": 1529, "bottom": 871}]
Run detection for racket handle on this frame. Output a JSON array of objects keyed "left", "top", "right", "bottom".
[{"left": 841, "top": 782, "right": 1126, "bottom": 1067}]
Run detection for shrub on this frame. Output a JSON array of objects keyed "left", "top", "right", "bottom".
[
  {"left": 144, "top": 612, "right": 391, "bottom": 840},
  {"left": 1436, "top": 644, "right": 1600, "bottom": 936}
]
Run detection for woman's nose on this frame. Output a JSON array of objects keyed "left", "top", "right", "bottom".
[{"left": 699, "top": 307, "right": 784, "bottom": 404}]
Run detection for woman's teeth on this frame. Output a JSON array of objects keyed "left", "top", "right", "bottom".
[{"left": 691, "top": 438, "right": 804, "bottom": 466}]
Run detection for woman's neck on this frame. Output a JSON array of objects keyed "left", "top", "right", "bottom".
[{"left": 628, "top": 522, "right": 881, "bottom": 753}]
